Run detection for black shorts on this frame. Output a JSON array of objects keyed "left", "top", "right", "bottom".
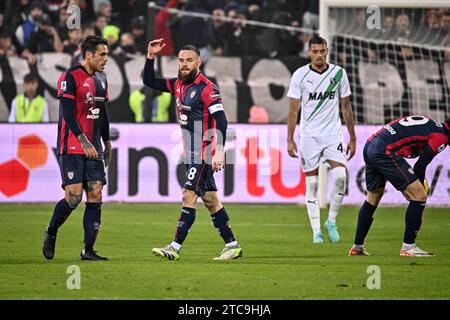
[
  {"left": 58, "top": 154, "right": 106, "bottom": 189},
  {"left": 183, "top": 162, "right": 217, "bottom": 197},
  {"left": 363, "top": 140, "right": 418, "bottom": 192}
]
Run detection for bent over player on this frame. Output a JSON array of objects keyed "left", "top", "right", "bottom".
[
  {"left": 42, "top": 36, "right": 111, "bottom": 261},
  {"left": 143, "top": 39, "right": 242, "bottom": 261},
  {"left": 349, "top": 115, "right": 449, "bottom": 256}
]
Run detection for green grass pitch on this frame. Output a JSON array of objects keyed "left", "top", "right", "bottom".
[{"left": 1, "top": 203, "right": 449, "bottom": 299}]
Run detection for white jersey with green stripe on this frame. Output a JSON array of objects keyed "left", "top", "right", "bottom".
[{"left": 287, "top": 63, "right": 351, "bottom": 137}]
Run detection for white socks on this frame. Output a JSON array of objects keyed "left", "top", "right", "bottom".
[
  {"left": 328, "top": 167, "right": 347, "bottom": 224},
  {"left": 305, "top": 175, "right": 321, "bottom": 234}
]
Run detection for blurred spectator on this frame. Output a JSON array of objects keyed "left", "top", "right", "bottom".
[
  {"left": 15, "top": 0, "right": 45, "bottom": 49},
  {"left": 393, "top": 13, "right": 414, "bottom": 58},
  {"left": 95, "top": 0, "right": 112, "bottom": 20},
  {"left": 302, "top": 0, "right": 319, "bottom": 30},
  {"left": 394, "top": 12, "right": 413, "bottom": 42},
  {"left": 66, "top": 0, "right": 95, "bottom": 25},
  {"left": 103, "top": 24, "right": 120, "bottom": 51},
  {"left": 110, "top": 0, "right": 148, "bottom": 32},
  {"left": 63, "top": 28, "right": 82, "bottom": 54},
  {"left": 131, "top": 16, "right": 147, "bottom": 55},
  {"left": 170, "top": 0, "right": 212, "bottom": 56},
  {"left": 377, "top": 15, "right": 395, "bottom": 40},
  {"left": 209, "top": 8, "right": 227, "bottom": 56},
  {"left": 0, "top": 31, "right": 18, "bottom": 57},
  {"left": 4, "top": 0, "right": 32, "bottom": 33},
  {"left": 439, "top": 13, "right": 450, "bottom": 47},
  {"left": 55, "top": 5, "right": 69, "bottom": 42},
  {"left": 421, "top": 9, "right": 446, "bottom": 45},
  {"left": 94, "top": 13, "right": 108, "bottom": 36},
  {"left": 223, "top": 10, "right": 253, "bottom": 56},
  {"left": 8, "top": 73, "right": 49, "bottom": 123},
  {"left": 25, "top": 13, "right": 63, "bottom": 53},
  {"left": 113, "top": 32, "right": 138, "bottom": 56},
  {"left": 155, "top": 0, "right": 178, "bottom": 56}
]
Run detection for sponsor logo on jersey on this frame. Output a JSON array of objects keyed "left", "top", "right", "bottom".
[
  {"left": 60, "top": 81, "right": 67, "bottom": 91},
  {"left": 209, "top": 92, "right": 221, "bottom": 101},
  {"left": 83, "top": 82, "right": 90, "bottom": 87},
  {"left": 308, "top": 91, "right": 335, "bottom": 101},
  {"left": 179, "top": 113, "right": 188, "bottom": 126},
  {"left": 87, "top": 106, "right": 100, "bottom": 119},
  {"left": 384, "top": 125, "right": 396, "bottom": 135}
]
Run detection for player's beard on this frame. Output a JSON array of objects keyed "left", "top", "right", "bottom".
[{"left": 178, "top": 68, "right": 199, "bottom": 83}]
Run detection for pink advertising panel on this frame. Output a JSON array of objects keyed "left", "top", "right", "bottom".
[{"left": 0, "top": 124, "right": 448, "bottom": 206}]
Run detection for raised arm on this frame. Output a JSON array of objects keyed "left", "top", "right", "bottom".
[{"left": 143, "top": 39, "right": 173, "bottom": 92}]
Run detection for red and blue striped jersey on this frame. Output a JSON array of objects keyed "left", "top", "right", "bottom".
[
  {"left": 165, "top": 73, "right": 223, "bottom": 163},
  {"left": 368, "top": 115, "right": 449, "bottom": 158},
  {"left": 56, "top": 64, "right": 109, "bottom": 155}
]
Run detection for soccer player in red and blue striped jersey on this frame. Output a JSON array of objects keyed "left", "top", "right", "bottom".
[
  {"left": 143, "top": 39, "right": 242, "bottom": 261},
  {"left": 349, "top": 115, "right": 449, "bottom": 257},
  {"left": 42, "top": 36, "right": 111, "bottom": 261}
]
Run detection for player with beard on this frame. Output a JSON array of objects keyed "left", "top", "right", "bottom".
[{"left": 142, "top": 38, "right": 242, "bottom": 261}]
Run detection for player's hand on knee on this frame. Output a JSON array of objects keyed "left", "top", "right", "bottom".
[{"left": 287, "top": 140, "right": 298, "bottom": 158}]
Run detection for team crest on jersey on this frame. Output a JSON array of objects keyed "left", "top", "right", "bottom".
[
  {"left": 67, "top": 171, "right": 74, "bottom": 180},
  {"left": 408, "top": 167, "right": 414, "bottom": 174},
  {"left": 85, "top": 92, "right": 94, "bottom": 104},
  {"left": 190, "top": 90, "right": 197, "bottom": 99},
  {"left": 101, "top": 81, "right": 105, "bottom": 90},
  {"left": 330, "top": 77, "right": 337, "bottom": 85},
  {"left": 60, "top": 81, "right": 67, "bottom": 91}
]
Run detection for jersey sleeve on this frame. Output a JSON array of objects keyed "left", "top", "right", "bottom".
[
  {"left": 286, "top": 69, "right": 302, "bottom": 99},
  {"left": 57, "top": 71, "right": 76, "bottom": 100},
  {"left": 428, "top": 133, "right": 449, "bottom": 154},
  {"left": 339, "top": 68, "right": 351, "bottom": 98},
  {"left": 201, "top": 83, "right": 224, "bottom": 114}
]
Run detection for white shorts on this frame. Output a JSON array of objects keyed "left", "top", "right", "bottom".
[{"left": 299, "top": 135, "right": 347, "bottom": 172}]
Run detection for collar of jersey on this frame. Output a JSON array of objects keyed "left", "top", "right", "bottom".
[
  {"left": 77, "top": 63, "right": 95, "bottom": 76},
  {"left": 309, "top": 63, "right": 330, "bottom": 75}
]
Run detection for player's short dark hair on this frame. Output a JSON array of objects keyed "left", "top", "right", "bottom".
[
  {"left": 309, "top": 36, "right": 327, "bottom": 47},
  {"left": 179, "top": 45, "right": 200, "bottom": 57},
  {"left": 81, "top": 35, "right": 108, "bottom": 59},
  {"left": 24, "top": 73, "right": 38, "bottom": 83}
]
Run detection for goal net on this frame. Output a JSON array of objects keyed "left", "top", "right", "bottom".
[
  {"left": 321, "top": 0, "right": 450, "bottom": 125},
  {"left": 318, "top": 0, "right": 450, "bottom": 207}
]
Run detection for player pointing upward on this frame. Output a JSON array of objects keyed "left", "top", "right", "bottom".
[
  {"left": 143, "top": 39, "right": 242, "bottom": 261},
  {"left": 287, "top": 36, "right": 356, "bottom": 243}
]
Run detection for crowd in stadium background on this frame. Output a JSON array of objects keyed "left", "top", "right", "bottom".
[{"left": 1, "top": 0, "right": 449, "bottom": 59}]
